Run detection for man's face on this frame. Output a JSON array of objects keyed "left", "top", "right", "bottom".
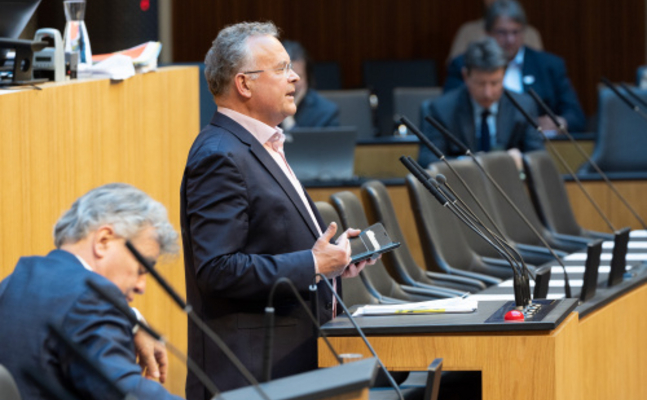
[
  {"left": 291, "top": 59, "right": 308, "bottom": 106},
  {"left": 489, "top": 16, "right": 524, "bottom": 61},
  {"left": 244, "top": 35, "right": 300, "bottom": 126},
  {"left": 463, "top": 67, "right": 505, "bottom": 109},
  {"left": 95, "top": 226, "right": 159, "bottom": 302}
]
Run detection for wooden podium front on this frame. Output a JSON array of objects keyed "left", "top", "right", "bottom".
[{"left": 319, "top": 301, "right": 581, "bottom": 400}]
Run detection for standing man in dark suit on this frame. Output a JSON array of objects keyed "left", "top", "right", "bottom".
[
  {"left": 181, "top": 22, "right": 369, "bottom": 398},
  {"left": 0, "top": 183, "right": 182, "bottom": 400},
  {"left": 419, "top": 37, "right": 543, "bottom": 168},
  {"left": 444, "top": 0, "right": 586, "bottom": 133},
  {"left": 281, "top": 40, "right": 339, "bottom": 130}
]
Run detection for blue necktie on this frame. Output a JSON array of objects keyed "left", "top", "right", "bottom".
[{"left": 479, "top": 109, "right": 491, "bottom": 152}]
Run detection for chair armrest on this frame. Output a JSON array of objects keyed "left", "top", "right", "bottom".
[
  {"left": 515, "top": 243, "right": 569, "bottom": 258},
  {"left": 425, "top": 271, "right": 486, "bottom": 291},
  {"left": 401, "top": 285, "right": 454, "bottom": 299},
  {"left": 445, "top": 268, "right": 502, "bottom": 286},
  {"left": 409, "top": 281, "right": 467, "bottom": 297}
]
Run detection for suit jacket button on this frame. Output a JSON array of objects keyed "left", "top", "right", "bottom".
[{"left": 325, "top": 302, "right": 333, "bottom": 310}]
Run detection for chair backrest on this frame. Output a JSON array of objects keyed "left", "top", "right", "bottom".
[
  {"left": 312, "top": 61, "right": 342, "bottom": 90},
  {"left": 319, "top": 89, "right": 375, "bottom": 140},
  {"left": 581, "top": 87, "right": 647, "bottom": 173},
  {"left": 475, "top": 152, "right": 549, "bottom": 246},
  {"left": 0, "top": 364, "right": 21, "bottom": 400},
  {"left": 315, "top": 201, "right": 379, "bottom": 307},
  {"left": 329, "top": 191, "right": 416, "bottom": 301},
  {"left": 523, "top": 150, "right": 585, "bottom": 236},
  {"left": 363, "top": 59, "right": 438, "bottom": 135},
  {"left": 393, "top": 87, "right": 442, "bottom": 128},
  {"left": 361, "top": 180, "right": 428, "bottom": 285},
  {"left": 429, "top": 159, "right": 509, "bottom": 259},
  {"left": 405, "top": 173, "right": 491, "bottom": 274},
  {"left": 424, "top": 358, "right": 443, "bottom": 400}
]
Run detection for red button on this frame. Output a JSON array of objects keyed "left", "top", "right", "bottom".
[{"left": 504, "top": 309, "right": 525, "bottom": 321}]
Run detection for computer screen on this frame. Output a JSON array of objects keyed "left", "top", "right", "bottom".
[{"left": 0, "top": 0, "right": 42, "bottom": 65}]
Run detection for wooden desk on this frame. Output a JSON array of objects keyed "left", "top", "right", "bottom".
[
  {"left": 319, "top": 311, "right": 581, "bottom": 400},
  {"left": 0, "top": 67, "right": 199, "bottom": 395}
]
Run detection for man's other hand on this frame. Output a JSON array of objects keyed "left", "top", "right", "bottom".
[{"left": 134, "top": 329, "right": 169, "bottom": 383}]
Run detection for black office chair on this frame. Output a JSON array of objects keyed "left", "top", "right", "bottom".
[
  {"left": 0, "top": 364, "right": 21, "bottom": 400},
  {"left": 363, "top": 59, "right": 438, "bottom": 136},
  {"left": 476, "top": 151, "right": 588, "bottom": 254},
  {"left": 523, "top": 150, "right": 612, "bottom": 241},
  {"left": 315, "top": 201, "right": 381, "bottom": 308},
  {"left": 393, "top": 87, "right": 443, "bottom": 129},
  {"left": 361, "top": 180, "right": 486, "bottom": 293},
  {"left": 330, "top": 191, "right": 457, "bottom": 301},
  {"left": 579, "top": 87, "right": 647, "bottom": 174},
  {"left": 430, "top": 158, "right": 556, "bottom": 267},
  {"left": 406, "top": 174, "right": 505, "bottom": 285},
  {"left": 370, "top": 358, "right": 444, "bottom": 400},
  {"left": 319, "top": 89, "right": 376, "bottom": 140}
]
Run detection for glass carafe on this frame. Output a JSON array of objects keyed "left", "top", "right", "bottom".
[{"left": 63, "top": 0, "right": 92, "bottom": 71}]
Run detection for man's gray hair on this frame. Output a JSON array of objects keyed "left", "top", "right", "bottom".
[
  {"left": 484, "top": 0, "right": 528, "bottom": 32},
  {"left": 464, "top": 37, "right": 507, "bottom": 73},
  {"left": 53, "top": 183, "right": 178, "bottom": 255},
  {"left": 204, "top": 21, "right": 279, "bottom": 97}
]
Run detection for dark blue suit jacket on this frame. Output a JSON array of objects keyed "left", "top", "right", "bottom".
[
  {"left": 291, "top": 89, "right": 340, "bottom": 129},
  {"left": 444, "top": 47, "right": 586, "bottom": 132},
  {"left": 181, "top": 112, "right": 339, "bottom": 398},
  {"left": 418, "top": 86, "right": 543, "bottom": 167},
  {"left": 0, "top": 250, "right": 181, "bottom": 400}
]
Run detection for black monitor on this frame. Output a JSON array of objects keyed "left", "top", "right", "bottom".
[{"left": 0, "top": 0, "right": 42, "bottom": 65}]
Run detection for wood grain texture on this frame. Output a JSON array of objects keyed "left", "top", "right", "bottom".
[
  {"left": 0, "top": 67, "right": 199, "bottom": 395},
  {"left": 319, "top": 313, "right": 581, "bottom": 400},
  {"left": 171, "top": 0, "right": 644, "bottom": 116}
]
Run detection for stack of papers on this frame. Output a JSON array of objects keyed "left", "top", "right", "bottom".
[
  {"left": 91, "top": 41, "right": 163, "bottom": 79},
  {"left": 352, "top": 297, "right": 478, "bottom": 317}
]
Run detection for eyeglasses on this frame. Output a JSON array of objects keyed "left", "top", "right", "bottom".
[
  {"left": 242, "top": 62, "right": 293, "bottom": 78},
  {"left": 125, "top": 240, "right": 154, "bottom": 275}
]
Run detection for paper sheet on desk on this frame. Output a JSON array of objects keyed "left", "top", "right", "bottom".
[{"left": 352, "top": 297, "right": 477, "bottom": 316}]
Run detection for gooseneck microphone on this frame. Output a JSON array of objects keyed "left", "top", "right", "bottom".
[
  {"left": 400, "top": 116, "right": 506, "bottom": 239},
  {"left": 401, "top": 156, "right": 531, "bottom": 307},
  {"left": 504, "top": 89, "right": 616, "bottom": 232},
  {"left": 47, "top": 322, "right": 137, "bottom": 400},
  {"left": 526, "top": 86, "right": 647, "bottom": 231},
  {"left": 262, "top": 277, "right": 342, "bottom": 382},
  {"left": 600, "top": 77, "right": 647, "bottom": 121},
  {"left": 420, "top": 114, "right": 573, "bottom": 298},
  {"left": 313, "top": 274, "right": 405, "bottom": 400},
  {"left": 85, "top": 280, "right": 221, "bottom": 399},
  {"left": 124, "top": 241, "right": 271, "bottom": 400},
  {"left": 619, "top": 82, "right": 647, "bottom": 110}
]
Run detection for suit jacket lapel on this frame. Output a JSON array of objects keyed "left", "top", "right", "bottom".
[
  {"left": 456, "top": 88, "right": 476, "bottom": 150},
  {"left": 497, "top": 97, "right": 515, "bottom": 147},
  {"left": 212, "top": 113, "right": 321, "bottom": 240}
]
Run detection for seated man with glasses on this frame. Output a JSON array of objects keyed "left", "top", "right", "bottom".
[
  {"left": 444, "top": 0, "right": 586, "bottom": 133},
  {"left": 0, "top": 183, "right": 182, "bottom": 400}
]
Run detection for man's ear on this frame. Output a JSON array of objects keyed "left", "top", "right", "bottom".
[
  {"left": 234, "top": 73, "right": 253, "bottom": 99},
  {"left": 461, "top": 67, "right": 469, "bottom": 81},
  {"left": 92, "top": 225, "right": 116, "bottom": 260}
]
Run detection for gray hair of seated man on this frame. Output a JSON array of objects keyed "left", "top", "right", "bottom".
[
  {"left": 53, "top": 183, "right": 178, "bottom": 255},
  {"left": 204, "top": 21, "right": 280, "bottom": 97},
  {"left": 484, "top": 0, "right": 528, "bottom": 32},
  {"left": 464, "top": 37, "right": 507, "bottom": 73}
]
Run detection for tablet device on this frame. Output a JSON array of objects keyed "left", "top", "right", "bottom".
[
  {"left": 580, "top": 239, "right": 603, "bottom": 302},
  {"left": 349, "top": 223, "right": 400, "bottom": 264}
]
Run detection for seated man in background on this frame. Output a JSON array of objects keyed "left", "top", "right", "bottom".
[
  {"left": 281, "top": 40, "right": 339, "bottom": 130},
  {"left": 0, "top": 183, "right": 182, "bottom": 400},
  {"left": 419, "top": 37, "right": 543, "bottom": 168},
  {"left": 445, "top": 0, "right": 586, "bottom": 133},
  {"left": 446, "top": 0, "right": 543, "bottom": 63}
]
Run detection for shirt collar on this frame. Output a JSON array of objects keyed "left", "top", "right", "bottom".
[
  {"left": 471, "top": 98, "right": 499, "bottom": 118},
  {"left": 509, "top": 46, "right": 525, "bottom": 67},
  {"left": 74, "top": 254, "right": 93, "bottom": 271},
  {"left": 218, "top": 107, "right": 283, "bottom": 145}
]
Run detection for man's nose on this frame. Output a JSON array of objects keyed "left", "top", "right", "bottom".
[{"left": 134, "top": 275, "right": 146, "bottom": 295}]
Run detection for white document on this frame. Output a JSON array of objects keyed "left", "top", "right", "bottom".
[{"left": 352, "top": 297, "right": 477, "bottom": 317}]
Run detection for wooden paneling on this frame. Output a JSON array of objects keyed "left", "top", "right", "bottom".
[
  {"left": 0, "top": 67, "right": 199, "bottom": 395},
  {"left": 172, "top": 0, "right": 644, "bottom": 116}
]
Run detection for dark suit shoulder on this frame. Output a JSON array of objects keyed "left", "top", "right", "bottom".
[{"left": 524, "top": 47, "right": 565, "bottom": 69}]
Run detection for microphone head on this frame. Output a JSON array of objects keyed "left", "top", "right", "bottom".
[{"left": 435, "top": 174, "right": 447, "bottom": 185}]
